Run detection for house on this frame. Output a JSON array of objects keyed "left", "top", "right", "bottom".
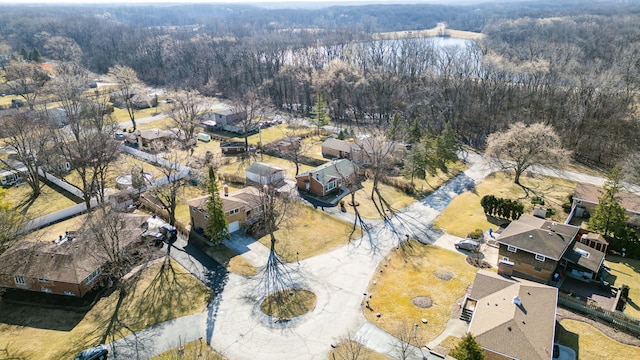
[
  {"left": 220, "top": 141, "right": 247, "bottom": 155},
  {"left": 571, "top": 182, "right": 640, "bottom": 225},
  {"left": 275, "top": 136, "right": 301, "bottom": 152},
  {"left": 187, "top": 186, "right": 263, "bottom": 234},
  {"left": 245, "top": 162, "right": 285, "bottom": 185},
  {"left": 138, "top": 128, "right": 178, "bottom": 148},
  {"left": 462, "top": 270, "right": 558, "bottom": 360},
  {"left": 0, "top": 214, "right": 149, "bottom": 297},
  {"left": 321, "top": 138, "right": 360, "bottom": 160},
  {"left": 296, "top": 159, "right": 355, "bottom": 197},
  {"left": 497, "top": 215, "right": 581, "bottom": 283},
  {"left": 201, "top": 109, "right": 252, "bottom": 134}
]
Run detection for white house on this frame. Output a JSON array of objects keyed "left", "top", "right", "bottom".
[{"left": 246, "top": 162, "right": 285, "bottom": 185}]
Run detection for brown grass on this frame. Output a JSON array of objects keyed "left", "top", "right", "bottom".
[
  {"left": 4, "top": 183, "right": 78, "bottom": 219},
  {"left": 604, "top": 255, "right": 640, "bottom": 319},
  {"left": 329, "top": 340, "right": 392, "bottom": 360},
  {"left": 434, "top": 171, "right": 576, "bottom": 237},
  {"left": 151, "top": 339, "right": 227, "bottom": 360},
  {"left": 364, "top": 243, "right": 476, "bottom": 344},
  {"left": 202, "top": 245, "right": 258, "bottom": 277},
  {"left": 257, "top": 202, "right": 361, "bottom": 262},
  {"left": 559, "top": 319, "right": 640, "bottom": 360},
  {"left": 0, "top": 261, "right": 211, "bottom": 360},
  {"left": 260, "top": 289, "right": 317, "bottom": 318}
]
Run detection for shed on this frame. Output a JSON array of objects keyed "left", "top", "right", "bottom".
[{"left": 246, "top": 162, "right": 285, "bottom": 185}]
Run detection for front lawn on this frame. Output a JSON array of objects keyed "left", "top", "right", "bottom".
[
  {"left": 364, "top": 243, "right": 477, "bottom": 344},
  {"left": 151, "top": 340, "right": 226, "bottom": 360},
  {"left": 558, "top": 319, "right": 640, "bottom": 360},
  {"left": 217, "top": 153, "right": 314, "bottom": 180},
  {"left": 434, "top": 172, "right": 576, "bottom": 238},
  {"left": 604, "top": 255, "right": 640, "bottom": 319},
  {"left": 0, "top": 261, "right": 211, "bottom": 360},
  {"left": 256, "top": 202, "right": 361, "bottom": 262}
]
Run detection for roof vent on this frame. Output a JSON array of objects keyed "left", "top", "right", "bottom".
[
  {"left": 513, "top": 296, "right": 522, "bottom": 306},
  {"left": 529, "top": 234, "right": 533, "bottom": 238}
]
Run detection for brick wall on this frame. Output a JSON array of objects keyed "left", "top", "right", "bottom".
[{"left": 498, "top": 244, "right": 557, "bottom": 283}]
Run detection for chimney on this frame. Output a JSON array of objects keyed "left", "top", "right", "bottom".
[{"left": 223, "top": 183, "right": 229, "bottom": 197}]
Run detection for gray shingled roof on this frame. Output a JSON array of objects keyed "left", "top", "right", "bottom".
[
  {"left": 246, "top": 162, "right": 284, "bottom": 177},
  {"left": 296, "top": 159, "right": 354, "bottom": 185},
  {"left": 497, "top": 215, "right": 579, "bottom": 260},
  {"left": 562, "top": 241, "right": 606, "bottom": 273}
]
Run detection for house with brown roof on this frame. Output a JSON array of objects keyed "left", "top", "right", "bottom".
[
  {"left": 187, "top": 186, "right": 262, "bottom": 234},
  {"left": 321, "top": 138, "right": 361, "bottom": 161},
  {"left": 571, "top": 182, "right": 640, "bottom": 225},
  {"left": 0, "top": 214, "right": 149, "bottom": 297},
  {"left": 497, "top": 215, "right": 581, "bottom": 283},
  {"left": 462, "top": 270, "right": 558, "bottom": 360},
  {"left": 296, "top": 159, "right": 355, "bottom": 197}
]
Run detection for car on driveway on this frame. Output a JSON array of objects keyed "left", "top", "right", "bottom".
[
  {"left": 455, "top": 239, "right": 481, "bottom": 252},
  {"left": 73, "top": 344, "right": 108, "bottom": 360}
]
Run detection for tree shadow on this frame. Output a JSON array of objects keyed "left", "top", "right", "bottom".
[
  {"left": 556, "top": 321, "right": 579, "bottom": 359},
  {"left": 0, "top": 342, "right": 34, "bottom": 360}
]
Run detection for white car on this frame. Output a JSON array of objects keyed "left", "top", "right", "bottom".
[{"left": 454, "top": 239, "right": 481, "bottom": 252}]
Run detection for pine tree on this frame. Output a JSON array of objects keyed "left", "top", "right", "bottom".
[
  {"left": 20, "top": 47, "right": 28, "bottom": 61},
  {"left": 310, "top": 93, "right": 329, "bottom": 135},
  {"left": 29, "top": 48, "right": 42, "bottom": 63},
  {"left": 589, "top": 166, "right": 627, "bottom": 237},
  {"left": 205, "top": 166, "right": 229, "bottom": 245},
  {"left": 449, "top": 333, "right": 485, "bottom": 360},
  {"left": 435, "top": 121, "right": 458, "bottom": 170}
]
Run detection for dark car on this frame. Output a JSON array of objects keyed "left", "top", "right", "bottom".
[
  {"left": 73, "top": 344, "right": 108, "bottom": 360},
  {"left": 454, "top": 239, "right": 481, "bottom": 252}
]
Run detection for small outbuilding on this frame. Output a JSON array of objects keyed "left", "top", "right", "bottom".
[{"left": 246, "top": 162, "right": 285, "bottom": 185}]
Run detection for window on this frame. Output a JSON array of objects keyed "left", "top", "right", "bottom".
[
  {"left": 502, "top": 256, "right": 510, "bottom": 262},
  {"left": 64, "top": 291, "right": 76, "bottom": 296},
  {"left": 535, "top": 254, "right": 545, "bottom": 262},
  {"left": 41, "top": 287, "right": 52, "bottom": 293},
  {"left": 14, "top": 276, "right": 26, "bottom": 285},
  {"left": 327, "top": 180, "right": 336, "bottom": 191},
  {"left": 534, "top": 266, "right": 542, "bottom": 272},
  {"left": 228, "top": 208, "right": 239, "bottom": 215},
  {"left": 507, "top": 245, "right": 517, "bottom": 253},
  {"left": 37, "top": 278, "right": 50, "bottom": 283},
  {"left": 85, "top": 268, "right": 101, "bottom": 284}
]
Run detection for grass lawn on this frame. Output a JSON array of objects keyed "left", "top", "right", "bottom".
[
  {"left": 604, "top": 255, "right": 640, "bottom": 319},
  {"left": 260, "top": 289, "right": 317, "bottom": 318},
  {"left": 434, "top": 171, "right": 576, "bottom": 238},
  {"left": 4, "top": 183, "right": 78, "bottom": 219},
  {"left": 23, "top": 214, "right": 87, "bottom": 242},
  {"left": 329, "top": 341, "right": 392, "bottom": 360},
  {"left": 151, "top": 339, "right": 226, "bottom": 360},
  {"left": 0, "top": 261, "right": 211, "bottom": 360},
  {"left": 202, "top": 244, "right": 258, "bottom": 277},
  {"left": 256, "top": 202, "right": 361, "bottom": 262},
  {"left": 217, "top": 153, "right": 314, "bottom": 180},
  {"left": 348, "top": 163, "right": 465, "bottom": 220},
  {"left": 133, "top": 116, "right": 176, "bottom": 131},
  {"left": 300, "top": 135, "right": 326, "bottom": 160},
  {"left": 112, "top": 105, "right": 168, "bottom": 126},
  {"left": 558, "top": 319, "right": 640, "bottom": 360},
  {"left": 364, "top": 243, "right": 477, "bottom": 344}
]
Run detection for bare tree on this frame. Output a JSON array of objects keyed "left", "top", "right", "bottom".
[
  {"left": 108, "top": 65, "right": 143, "bottom": 130},
  {"left": 331, "top": 332, "right": 366, "bottom": 360},
  {"left": 145, "top": 146, "right": 189, "bottom": 227},
  {"left": 3, "top": 60, "right": 50, "bottom": 110},
  {"left": 231, "top": 90, "right": 264, "bottom": 149},
  {"left": 0, "top": 111, "right": 50, "bottom": 200},
  {"left": 485, "top": 122, "right": 569, "bottom": 185},
  {"left": 0, "top": 189, "right": 24, "bottom": 255},
  {"left": 168, "top": 90, "right": 207, "bottom": 149}
]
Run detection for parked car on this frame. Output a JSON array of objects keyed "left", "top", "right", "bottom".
[
  {"left": 455, "top": 239, "right": 480, "bottom": 252},
  {"left": 73, "top": 344, "right": 108, "bottom": 360}
]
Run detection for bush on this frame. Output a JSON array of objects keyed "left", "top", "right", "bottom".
[
  {"left": 562, "top": 203, "right": 572, "bottom": 213},
  {"left": 468, "top": 228, "right": 483, "bottom": 239},
  {"left": 531, "top": 196, "right": 545, "bottom": 205},
  {"left": 546, "top": 208, "right": 556, "bottom": 218},
  {"left": 219, "top": 173, "right": 246, "bottom": 186},
  {"left": 381, "top": 176, "right": 415, "bottom": 195}
]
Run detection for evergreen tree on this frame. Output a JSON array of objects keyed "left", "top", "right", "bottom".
[
  {"left": 435, "top": 121, "right": 458, "bottom": 170},
  {"left": 449, "top": 333, "right": 485, "bottom": 360},
  {"left": 387, "top": 112, "right": 402, "bottom": 141},
  {"left": 310, "top": 93, "right": 329, "bottom": 135},
  {"left": 589, "top": 166, "right": 628, "bottom": 237},
  {"left": 19, "top": 47, "right": 28, "bottom": 61},
  {"left": 29, "top": 48, "right": 42, "bottom": 63},
  {"left": 407, "top": 117, "right": 423, "bottom": 145},
  {"left": 205, "top": 166, "right": 229, "bottom": 245},
  {"left": 402, "top": 143, "right": 427, "bottom": 186}
]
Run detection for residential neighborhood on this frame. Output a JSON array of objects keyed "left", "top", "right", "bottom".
[{"left": 1, "top": 2, "right": 640, "bottom": 360}]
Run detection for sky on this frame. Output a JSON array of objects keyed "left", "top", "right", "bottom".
[{"left": 0, "top": 0, "right": 407, "bottom": 4}]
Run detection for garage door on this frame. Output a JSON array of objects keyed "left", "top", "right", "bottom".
[{"left": 228, "top": 221, "right": 240, "bottom": 233}]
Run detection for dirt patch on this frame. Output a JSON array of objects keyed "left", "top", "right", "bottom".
[
  {"left": 434, "top": 270, "right": 454, "bottom": 281},
  {"left": 466, "top": 256, "right": 492, "bottom": 269},
  {"left": 413, "top": 296, "right": 433, "bottom": 308}
]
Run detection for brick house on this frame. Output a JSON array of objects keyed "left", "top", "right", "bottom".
[
  {"left": 187, "top": 186, "right": 262, "bottom": 234},
  {"left": 462, "top": 270, "right": 558, "bottom": 360},
  {"left": 0, "top": 214, "right": 149, "bottom": 297},
  {"left": 295, "top": 159, "right": 355, "bottom": 197},
  {"left": 497, "top": 215, "right": 581, "bottom": 283}
]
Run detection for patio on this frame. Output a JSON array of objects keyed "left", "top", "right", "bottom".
[{"left": 559, "top": 276, "right": 620, "bottom": 311}]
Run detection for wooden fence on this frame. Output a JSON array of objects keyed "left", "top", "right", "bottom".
[{"left": 558, "top": 293, "right": 640, "bottom": 335}]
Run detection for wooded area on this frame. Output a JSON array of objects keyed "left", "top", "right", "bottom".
[{"left": 1, "top": 0, "right": 639, "bottom": 168}]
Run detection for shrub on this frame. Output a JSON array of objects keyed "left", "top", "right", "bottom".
[
  {"left": 531, "top": 196, "right": 545, "bottom": 205},
  {"left": 469, "top": 229, "right": 483, "bottom": 239},
  {"left": 546, "top": 208, "right": 556, "bottom": 218},
  {"left": 381, "top": 176, "right": 415, "bottom": 195},
  {"left": 562, "top": 203, "right": 572, "bottom": 213}
]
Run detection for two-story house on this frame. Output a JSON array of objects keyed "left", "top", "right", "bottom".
[{"left": 187, "top": 186, "right": 262, "bottom": 234}]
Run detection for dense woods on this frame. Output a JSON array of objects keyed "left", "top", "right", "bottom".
[{"left": 1, "top": 0, "right": 640, "bottom": 168}]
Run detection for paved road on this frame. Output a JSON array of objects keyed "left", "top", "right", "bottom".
[{"left": 107, "top": 151, "right": 610, "bottom": 360}]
